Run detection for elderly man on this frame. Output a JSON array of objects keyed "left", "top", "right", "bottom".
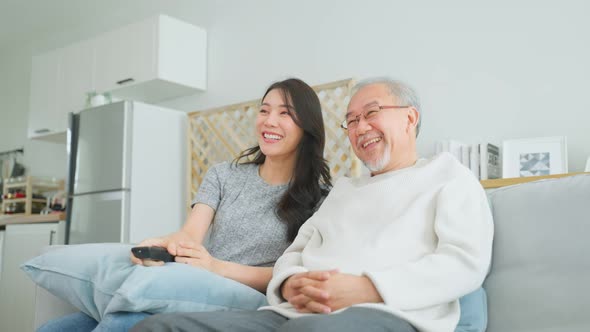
[{"left": 132, "top": 78, "right": 494, "bottom": 332}]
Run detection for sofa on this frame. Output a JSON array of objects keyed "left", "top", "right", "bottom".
[
  {"left": 482, "top": 173, "right": 589, "bottom": 332},
  {"left": 32, "top": 173, "right": 590, "bottom": 331}
]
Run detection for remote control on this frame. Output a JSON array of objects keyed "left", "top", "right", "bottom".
[{"left": 131, "top": 246, "right": 175, "bottom": 263}]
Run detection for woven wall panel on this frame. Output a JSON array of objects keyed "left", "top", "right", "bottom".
[{"left": 188, "top": 79, "right": 360, "bottom": 200}]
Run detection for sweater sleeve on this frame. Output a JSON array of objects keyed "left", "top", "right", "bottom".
[
  {"left": 266, "top": 222, "right": 316, "bottom": 305},
  {"left": 363, "top": 174, "right": 494, "bottom": 310}
]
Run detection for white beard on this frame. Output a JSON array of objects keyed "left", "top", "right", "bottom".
[{"left": 362, "top": 142, "right": 391, "bottom": 173}]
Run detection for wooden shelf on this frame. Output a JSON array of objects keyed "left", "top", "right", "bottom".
[
  {"left": 4, "top": 182, "right": 28, "bottom": 189},
  {"left": 0, "top": 212, "right": 66, "bottom": 227},
  {"left": 3, "top": 176, "right": 63, "bottom": 191},
  {"left": 1, "top": 198, "right": 46, "bottom": 204},
  {"left": 0, "top": 213, "right": 26, "bottom": 218},
  {"left": 2, "top": 176, "right": 64, "bottom": 215},
  {"left": 481, "top": 172, "right": 590, "bottom": 189}
]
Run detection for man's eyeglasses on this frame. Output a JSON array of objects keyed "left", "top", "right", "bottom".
[{"left": 341, "top": 105, "right": 410, "bottom": 130}]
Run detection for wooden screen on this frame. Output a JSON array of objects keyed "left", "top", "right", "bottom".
[{"left": 187, "top": 79, "right": 360, "bottom": 201}]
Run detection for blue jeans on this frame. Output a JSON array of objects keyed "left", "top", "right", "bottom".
[{"left": 38, "top": 311, "right": 150, "bottom": 332}]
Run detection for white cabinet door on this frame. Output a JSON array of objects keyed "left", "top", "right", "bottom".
[
  {"left": 94, "top": 15, "right": 206, "bottom": 102},
  {"left": 0, "top": 222, "right": 65, "bottom": 332},
  {"left": 28, "top": 15, "right": 207, "bottom": 142},
  {"left": 28, "top": 50, "right": 61, "bottom": 139},
  {"left": 60, "top": 39, "right": 95, "bottom": 115},
  {"left": 29, "top": 41, "right": 94, "bottom": 142},
  {"left": 94, "top": 17, "right": 155, "bottom": 94}
]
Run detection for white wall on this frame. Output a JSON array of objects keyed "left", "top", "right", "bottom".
[{"left": 1, "top": 0, "right": 589, "bottom": 179}]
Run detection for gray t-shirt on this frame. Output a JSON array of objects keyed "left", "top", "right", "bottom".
[{"left": 192, "top": 162, "right": 290, "bottom": 267}]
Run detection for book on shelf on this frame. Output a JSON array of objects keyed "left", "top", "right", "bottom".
[
  {"left": 479, "top": 142, "right": 501, "bottom": 180},
  {"left": 437, "top": 140, "right": 470, "bottom": 167},
  {"left": 435, "top": 139, "right": 472, "bottom": 173},
  {"left": 435, "top": 140, "right": 501, "bottom": 180},
  {"left": 460, "top": 145, "right": 470, "bottom": 168},
  {"left": 469, "top": 143, "right": 480, "bottom": 179}
]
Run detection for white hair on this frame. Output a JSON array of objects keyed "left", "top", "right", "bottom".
[{"left": 351, "top": 77, "right": 422, "bottom": 137}]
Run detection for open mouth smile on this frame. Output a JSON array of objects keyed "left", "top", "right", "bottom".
[
  {"left": 262, "top": 132, "right": 283, "bottom": 142},
  {"left": 360, "top": 137, "right": 382, "bottom": 149}
]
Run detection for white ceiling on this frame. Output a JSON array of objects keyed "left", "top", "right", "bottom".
[{"left": 0, "top": 0, "right": 153, "bottom": 51}]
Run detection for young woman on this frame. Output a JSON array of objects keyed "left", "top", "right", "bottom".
[{"left": 38, "top": 78, "right": 332, "bottom": 331}]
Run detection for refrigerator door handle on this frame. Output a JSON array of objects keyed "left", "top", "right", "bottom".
[
  {"left": 65, "top": 111, "right": 79, "bottom": 244},
  {"left": 66, "top": 111, "right": 79, "bottom": 195},
  {"left": 49, "top": 230, "right": 56, "bottom": 245}
]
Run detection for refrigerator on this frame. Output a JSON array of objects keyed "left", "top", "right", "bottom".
[{"left": 66, "top": 101, "right": 188, "bottom": 244}]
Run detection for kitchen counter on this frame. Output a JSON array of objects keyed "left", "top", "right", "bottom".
[{"left": 0, "top": 212, "right": 65, "bottom": 228}]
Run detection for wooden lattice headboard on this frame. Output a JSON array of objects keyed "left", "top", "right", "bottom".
[{"left": 187, "top": 78, "right": 361, "bottom": 201}]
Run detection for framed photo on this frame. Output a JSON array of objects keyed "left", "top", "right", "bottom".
[{"left": 502, "top": 136, "right": 568, "bottom": 178}]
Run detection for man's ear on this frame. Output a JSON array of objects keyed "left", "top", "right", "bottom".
[{"left": 406, "top": 107, "right": 419, "bottom": 133}]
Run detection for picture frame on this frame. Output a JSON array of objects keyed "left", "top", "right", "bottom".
[{"left": 502, "top": 136, "right": 568, "bottom": 178}]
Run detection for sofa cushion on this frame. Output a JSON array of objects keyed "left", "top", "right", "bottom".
[
  {"left": 22, "top": 243, "right": 268, "bottom": 322},
  {"left": 456, "top": 287, "right": 487, "bottom": 332},
  {"left": 105, "top": 263, "right": 268, "bottom": 315},
  {"left": 484, "top": 174, "right": 590, "bottom": 332},
  {"left": 21, "top": 243, "right": 135, "bottom": 321}
]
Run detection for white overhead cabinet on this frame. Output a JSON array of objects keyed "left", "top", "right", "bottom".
[
  {"left": 28, "top": 40, "right": 96, "bottom": 142},
  {"left": 28, "top": 49, "right": 62, "bottom": 141},
  {"left": 28, "top": 15, "right": 207, "bottom": 142},
  {"left": 94, "top": 18, "right": 154, "bottom": 99},
  {"left": 59, "top": 39, "right": 95, "bottom": 124},
  {"left": 94, "top": 15, "right": 207, "bottom": 102}
]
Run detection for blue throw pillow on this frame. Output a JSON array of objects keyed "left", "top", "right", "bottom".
[
  {"left": 456, "top": 287, "right": 488, "bottom": 332},
  {"left": 21, "top": 243, "right": 136, "bottom": 321},
  {"left": 105, "top": 263, "right": 268, "bottom": 315},
  {"left": 22, "top": 243, "right": 269, "bottom": 322}
]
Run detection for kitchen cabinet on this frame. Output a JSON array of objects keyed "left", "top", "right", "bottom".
[
  {"left": 28, "top": 48, "right": 62, "bottom": 141},
  {"left": 28, "top": 14, "right": 206, "bottom": 142},
  {"left": 28, "top": 40, "right": 95, "bottom": 142},
  {"left": 0, "top": 219, "right": 65, "bottom": 332},
  {"left": 94, "top": 18, "right": 154, "bottom": 98},
  {"left": 59, "top": 39, "right": 95, "bottom": 118},
  {"left": 94, "top": 15, "right": 207, "bottom": 102}
]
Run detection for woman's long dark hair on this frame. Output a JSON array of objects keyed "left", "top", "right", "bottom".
[{"left": 234, "top": 78, "right": 332, "bottom": 241}]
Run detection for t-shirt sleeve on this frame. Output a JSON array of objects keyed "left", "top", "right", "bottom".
[{"left": 191, "top": 162, "right": 228, "bottom": 211}]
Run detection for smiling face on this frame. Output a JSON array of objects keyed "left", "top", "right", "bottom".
[
  {"left": 256, "top": 88, "right": 304, "bottom": 161},
  {"left": 346, "top": 83, "right": 419, "bottom": 175}
]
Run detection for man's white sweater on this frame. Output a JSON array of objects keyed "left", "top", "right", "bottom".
[{"left": 263, "top": 153, "right": 494, "bottom": 332}]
